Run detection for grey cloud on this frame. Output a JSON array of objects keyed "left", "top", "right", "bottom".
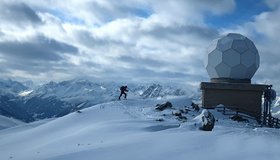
[
  {"left": 1, "top": 60, "right": 66, "bottom": 74},
  {"left": 246, "top": 7, "right": 280, "bottom": 87},
  {"left": 0, "top": 41, "right": 60, "bottom": 61},
  {"left": 183, "top": 26, "right": 220, "bottom": 39},
  {"left": 0, "top": 30, "right": 4, "bottom": 36},
  {"left": 0, "top": 55, "right": 78, "bottom": 81},
  {"left": 83, "top": 61, "right": 101, "bottom": 68},
  {"left": 128, "top": 68, "right": 189, "bottom": 79},
  {"left": 105, "top": 53, "right": 204, "bottom": 80},
  {"left": 254, "top": 50, "right": 280, "bottom": 81},
  {"left": 72, "top": 24, "right": 212, "bottom": 84},
  {"left": 0, "top": 34, "right": 79, "bottom": 80},
  {"left": 0, "top": 0, "right": 270, "bottom": 86},
  {"left": 0, "top": 67, "right": 7, "bottom": 73},
  {"left": 197, "top": 0, "right": 235, "bottom": 13},
  {"left": 144, "top": 25, "right": 219, "bottom": 41},
  {"left": 74, "top": 30, "right": 123, "bottom": 48},
  {"left": 0, "top": 35, "right": 78, "bottom": 62},
  {"left": 84, "top": 1, "right": 150, "bottom": 23},
  {"left": 265, "top": 0, "right": 280, "bottom": 9},
  {"left": 0, "top": 2, "right": 42, "bottom": 25},
  {"left": 117, "top": 55, "right": 165, "bottom": 68},
  {"left": 97, "top": 67, "right": 205, "bottom": 84}
]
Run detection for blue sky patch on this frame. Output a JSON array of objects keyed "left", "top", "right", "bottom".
[{"left": 205, "top": 0, "right": 271, "bottom": 28}]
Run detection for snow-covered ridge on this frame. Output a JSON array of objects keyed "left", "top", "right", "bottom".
[
  {"left": 0, "top": 79, "right": 28, "bottom": 96},
  {"left": 18, "top": 90, "right": 33, "bottom": 97},
  {"left": 0, "top": 115, "right": 25, "bottom": 130},
  {"left": 0, "top": 79, "right": 198, "bottom": 123},
  {"left": 1, "top": 96, "right": 280, "bottom": 160},
  {"left": 30, "top": 79, "right": 195, "bottom": 99},
  {"left": 1, "top": 78, "right": 280, "bottom": 123}
]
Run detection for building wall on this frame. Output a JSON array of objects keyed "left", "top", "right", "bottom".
[{"left": 201, "top": 82, "right": 267, "bottom": 120}]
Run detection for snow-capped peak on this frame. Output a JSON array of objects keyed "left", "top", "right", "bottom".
[{"left": 18, "top": 90, "right": 33, "bottom": 97}]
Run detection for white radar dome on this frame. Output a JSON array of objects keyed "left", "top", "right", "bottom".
[{"left": 205, "top": 33, "right": 260, "bottom": 81}]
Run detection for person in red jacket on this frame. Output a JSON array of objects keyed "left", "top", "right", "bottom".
[{"left": 119, "top": 85, "right": 128, "bottom": 100}]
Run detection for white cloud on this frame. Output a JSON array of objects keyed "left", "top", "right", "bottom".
[
  {"left": 220, "top": 1, "right": 280, "bottom": 90},
  {"left": 265, "top": 0, "right": 280, "bottom": 9},
  {"left": 8, "top": 0, "right": 280, "bottom": 87}
]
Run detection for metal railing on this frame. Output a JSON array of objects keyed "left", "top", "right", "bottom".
[
  {"left": 261, "top": 85, "right": 280, "bottom": 128},
  {"left": 261, "top": 114, "right": 280, "bottom": 128},
  {"left": 216, "top": 105, "right": 257, "bottom": 121}
]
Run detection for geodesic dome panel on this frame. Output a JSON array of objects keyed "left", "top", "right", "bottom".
[
  {"left": 205, "top": 33, "right": 259, "bottom": 80},
  {"left": 223, "top": 49, "right": 241, "bottom": 67},
  {"left": 241, "top": 50, "right": 256, "bottom": 67},
  {"left": 215, "top": 63, "right": 231, "bottom": 77},
  {"left": 232, "top": 40, "right": 248, "bottom": 53}
]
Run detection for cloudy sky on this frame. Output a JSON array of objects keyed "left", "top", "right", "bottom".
[{"left": 0, "top": 0, "right": 279, "bottom": 86}]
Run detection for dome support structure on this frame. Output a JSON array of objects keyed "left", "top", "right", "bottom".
[{"left": 200, "top": 33, "right": 267, "bottom": 121}]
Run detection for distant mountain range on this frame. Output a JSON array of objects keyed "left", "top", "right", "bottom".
[{"left": 0, "top": 79, "right": 198, "bottom": 123}]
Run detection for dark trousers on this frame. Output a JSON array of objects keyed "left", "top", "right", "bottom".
[{"left": 119, "top": 92, "right": 127, "bottom": 99}]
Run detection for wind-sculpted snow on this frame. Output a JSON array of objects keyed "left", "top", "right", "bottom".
[{"left": 1, "top": 96, "right": 280, "bottom": 160}]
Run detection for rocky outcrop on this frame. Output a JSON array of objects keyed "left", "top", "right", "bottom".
[
  {"left": 198, "top": 109, "right": 215, "bottom": 131},
  {"left": 155, "top": 101, "right": 172, "bottom": 111}
]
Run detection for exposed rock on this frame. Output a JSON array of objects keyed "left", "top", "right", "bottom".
[
  {"left": 172, "top": 110, "right": 182, "bottom": 116},
  {"left": 230, "top": 115, "right": 249, "bottom": 123},
  {"left": 155, "top": 118, "right": 164, "bottom": 122},
  {"left": 155, "top": 101, "right": 172, "bottom": 111},
  {"left": 177, "top": 115, "right": 187, "bottom": 122},
  {"left": 199, "top": 109, "right": 215, "bottom": 131},
  {"left": 180, "top": 108, "right": 190, "bottom": 113},
  {"left": 191, "top": 102, "right": 200, "bottom": 112}
]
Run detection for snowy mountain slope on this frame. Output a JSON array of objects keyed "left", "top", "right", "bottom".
[
  {"left": 29, "top": 79, "right": 195, "bottom": 104},
  {"left": 0, "top": 115, "right": 25, "bottom": 130},
  {"left": 0, "top": 95, "right": 35, "bottom": 122},
  {"left": 1, "top": 96, "right": 280, "bottom": 160},
  {"left": 25, "top": 79, "right": 196, "bottom": 120},
  {"left": 0, "top": 79, "right": 28, "bottom": 96},
  {"left": 0, "top": 78, "right": 198, "bottom": 123},
  {"left": 0, "top": 93, "right": 70, "bottom": 122}
]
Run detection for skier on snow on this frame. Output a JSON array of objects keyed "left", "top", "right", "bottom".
[{"left": 119, "top": 85, "right": 128, "bottom": 100}]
